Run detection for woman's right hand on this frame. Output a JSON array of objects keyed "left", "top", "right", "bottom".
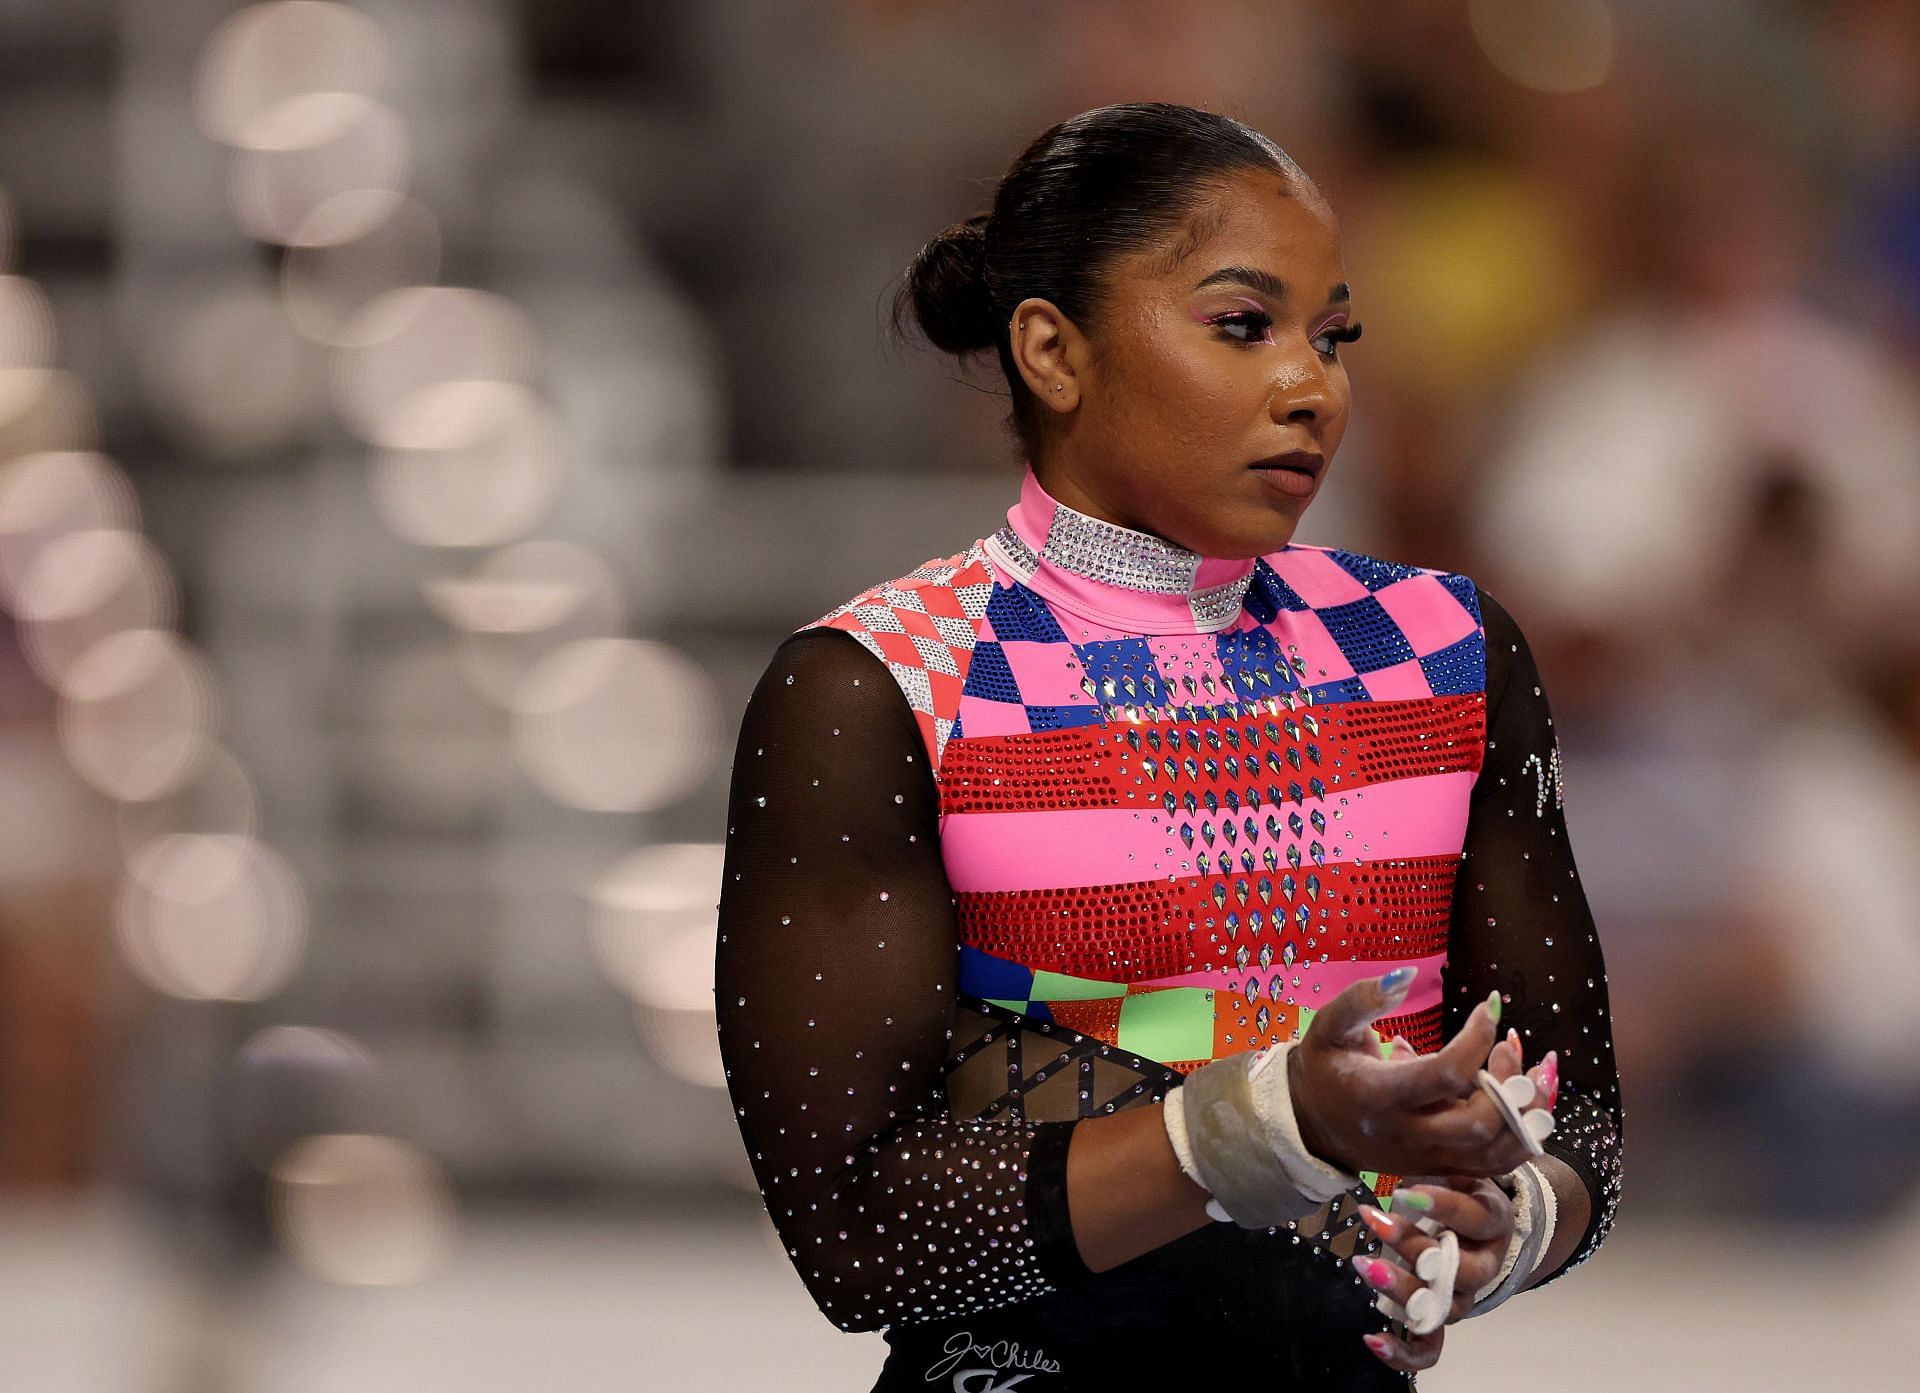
[{"left": 1285, "top": 967, "right": 1544, "bottom": 1179}]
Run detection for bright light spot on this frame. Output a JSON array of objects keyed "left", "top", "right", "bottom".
[
  {"left": 422, "top": 539, "right": 624, "bottom": 705},
  {"left": 194, "top": 1, "right": 386, "bottom": 149},
  {"left": 16, "top": 529, "right": 177, "bottom": 692},
  {"left": 588, "top": 842, "right": 724, "bottom": 1001},
  {"left": 368, "top": 380, "right": 564, "bottom": 547},
  {"left": 270, "top": 1133, "right": 455, "bottom": 1285},
  {"left": 282, "top": 194, "right": 441, "bottom": 344},
  {"left": 331, "top": 287, "right": 536, "bottom": 443},
  {"left": 0, "top": 371, "right": 99, "bottom": 463},
  {"left": 58, "top": 629, "right": 217, "bottom": 801},
  {"left": 634, "top": 999, "right": 728, "bottom": 1090},
  {"left": 118, "top": 741, "right": 260, "bottom": 857},
  {"left": 1469, "top": 0, "right": 1613, "bottom": 93},
  {"left": 509, "top": 638, "right": 718, "bottom": 812},
  {"left": 229, "top": 93, "right": 409, "bottom": 247},
  {"left": 0, "top": 275, "right": 57, "bottom": 430},
  {"left": 0, "top": 450, "right": 138, "bottom": 608},
  {"left": 115, "top": 832, "right": 306, "bottom": 1001}
]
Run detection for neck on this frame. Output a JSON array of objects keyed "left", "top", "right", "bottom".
[{"left": 983, "top": 461, "right": 1258, "bottom": 634}]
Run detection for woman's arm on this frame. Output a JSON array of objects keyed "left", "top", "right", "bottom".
[
  {"left": 1439, "top": 586, "right": 1625, "bottom": 1290},
  {"left": 715, "top": 627, "right": 1217, "bottom": 1333}
]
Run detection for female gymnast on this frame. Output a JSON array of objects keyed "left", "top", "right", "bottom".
[{"left": 716, "top": 101, "right": 1622, "bottom": 1388}]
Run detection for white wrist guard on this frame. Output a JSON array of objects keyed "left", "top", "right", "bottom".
[
  {"left": 1162, "top": 1040, "right": 1361, "bottom": 1228},
  {"left": 1463, "top": 1159, "right": 1557, "bottom": 1318}
]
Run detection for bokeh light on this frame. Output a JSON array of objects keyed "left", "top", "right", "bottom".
[
  {"left": 194, "top": 1, "right": 386, "bottom": 149},
  {"left": 0, "top": 274, "right": 57, "bottom": 430},
  {"left": 368, "top": 379, "right": 564, "bottom": 547},
  {"left": 15, "top": 528, "right": 178, "bottom": 693},
  {"left": 587, "top": 841, "right": 725, "bottom": 997},
  {"left": 228, "top": 93, "right": 410, "bottom": 247},
  {"left": 422, "top": 539, "right": 625, "bottom": 705},
  {"left": 508, "top": 638, "right": 719, "bottom": 813},
  {"left": 57, "top": 628, "right": 218, "bottom": 802},
  {"left": 281, "top": 193, "right": 442, "bottom": 345},
  {"left": 269, "top": 1133, "right": 455, "bottom": 1286},
  {"left": 115, "top": 740, "right": 261, "bottom": 858},
  {"left": 331, "top": 286, "right": 537, "bottom": 444},
  {"left": 114, "top": 832, "right": 306, "bottom": 1002},
  {"left": 0, "top": 450, "right": 139, "bottom": 608}
]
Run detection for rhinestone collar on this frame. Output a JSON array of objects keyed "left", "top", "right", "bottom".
[{"left": 982, "top": 461, "right": 1257, "bottom": 634}]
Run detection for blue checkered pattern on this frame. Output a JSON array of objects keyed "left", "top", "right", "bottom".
[
  {"left": 1316, "top": 595, "right": 1419, "bottom": 673},
  {"left": 1329, "top": 549, "right": 1424, "bottom": 592},
  {"left": 1419, "top": 633, "right": 1487, "bottom": 695}
]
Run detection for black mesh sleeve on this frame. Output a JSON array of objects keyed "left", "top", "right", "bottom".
[
  {"left": 1440, "top": 585, "right": 1625, "bottom": 1289},
  {"left": 714, "top": 625, "right": 1085, "bottom": 1334}
]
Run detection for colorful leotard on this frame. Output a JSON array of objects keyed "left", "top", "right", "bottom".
[{"left": 716, "top": 462, "right": 1623, "bottom": 1389}]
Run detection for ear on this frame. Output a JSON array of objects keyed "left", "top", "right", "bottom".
[{"left": 1007, "top": 296, "right": 1088, "bottom": 414}]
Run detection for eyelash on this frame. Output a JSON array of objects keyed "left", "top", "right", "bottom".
[{"left": 1208, "top": 310, "right": 1365, "bottom": 358}]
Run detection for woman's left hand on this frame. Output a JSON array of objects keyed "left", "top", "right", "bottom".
[
  {"left": 1354, "top": 1173, "right": 1514, "bottom": 1369},
  {"left": 1350, "top": 1024, "right": 1555, "bottom": 1372}
]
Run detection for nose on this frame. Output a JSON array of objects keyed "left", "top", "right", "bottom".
[{"left": 1266, "top": 351, "right": 1343, "bottom": 429}]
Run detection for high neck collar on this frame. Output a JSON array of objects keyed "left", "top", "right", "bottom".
[{"left": 982, "top": 461, "right": 1258, "bottom": 634}]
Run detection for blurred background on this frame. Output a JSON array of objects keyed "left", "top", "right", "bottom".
[{"left": 1, "top": 0, "right": 1917, "bottom": 1388}]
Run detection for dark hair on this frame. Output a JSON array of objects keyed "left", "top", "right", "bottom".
[{"left": 893, "top": 102, "right": 1307, "bottom": 459}]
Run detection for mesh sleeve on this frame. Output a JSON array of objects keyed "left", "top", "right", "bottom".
[
  {"left": 1440, "top": 585, "right": 1625, "bottom": 1288},
  {"left": 714, "top": 625, "right": 1086, "bottom": 1334}
]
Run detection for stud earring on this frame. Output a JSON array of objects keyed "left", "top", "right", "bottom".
[{"left": 1051, "top": 383, "right": 1063, "bottom": 392}]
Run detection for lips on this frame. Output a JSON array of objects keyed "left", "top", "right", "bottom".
[{"left": 1249, "top": 450, "right": 1324, "bottom": 478}]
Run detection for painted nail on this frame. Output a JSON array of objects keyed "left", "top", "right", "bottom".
[
  {"left": 1507, "top": 1027, "right": 1522, "bottom": 1060},
  {"left": 1364, "top": 1333, "right": 1392, "bottom": 1358},
  {"left": 1542, "top": 1050, "right": 1559, "bottom": 1107},
  {"left": 1359, "top": 1206, "right": 1395, "bottom": 1240},
  {"left": 1352, "top": 1254, "right": 1395, "bottom": 1289},
  {"left": 1379, "top": 965, "right": 1417, "bottom": 997},
  {"left": 1390, "top": 1187, "right": 1434, "bottom": 1212},
  {"left": 1486, "top": 989, "right": 1502, "bottom": 1026}
]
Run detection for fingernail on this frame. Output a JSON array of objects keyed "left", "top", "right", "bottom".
[
  {"left": 1507, "top": 1027, "right": 1522, "bottom": 1057},
  {"left": 1390, "top": 1187, "right": 1434, "bottom": 1212},
  {"left": 1379, "top": 965, "right": 1417, "bottom": 997},
  {"left": 1359, "top": 1206, "right": 1395, "bottom": 1239},
  {"left": 1352, "top": 1254, "right": 1395, "bottom": 1289},
  {"left": 1364, "top": 1333, "right": 1392, "bottom": 1357},
  {"left": 1486, "top": 989, "right": 1502, "bottom": 1026},
  {"left": 1542, "top": 1050, "right": 1559, "bottom": 1107}
]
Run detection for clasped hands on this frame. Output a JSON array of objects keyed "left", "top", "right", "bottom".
[{"left": 1286, "top": 967, "right": 1560, "bottom": 1373}]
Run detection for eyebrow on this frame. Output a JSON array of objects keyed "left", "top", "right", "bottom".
[{"left": 1193, "top": 267, "right": 1351, "bottom": 306}]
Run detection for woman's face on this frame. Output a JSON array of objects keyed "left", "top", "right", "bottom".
[{"left": 1028, "top": 165, "right": 1356, "bottom": 559}]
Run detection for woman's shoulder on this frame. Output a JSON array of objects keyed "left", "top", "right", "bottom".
[
  {"left": 1263, "top": 540, "right": 1486, "bottom": 626},
  {"left": 776, "top": 538, "right": 999, "bottom": 768},
  {"left": 799, "top": 537, "right": 997, "bottom": 643}
]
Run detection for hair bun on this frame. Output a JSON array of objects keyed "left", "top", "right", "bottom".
[{"left": 897, "top": 213, "right": 997, "bottom": 355}]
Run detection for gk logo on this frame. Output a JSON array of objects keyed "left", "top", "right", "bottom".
[{"left": 952, "top": 1371, "right": 1037, "bottom": 1393}]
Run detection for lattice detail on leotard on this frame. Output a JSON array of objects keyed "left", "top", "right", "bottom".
[
  {"left": 945, "top": 996, "right": 1417, "bottom": 1241},
  {"left": 945, "top": 996, "right": 1181, "bottom": 1126}
]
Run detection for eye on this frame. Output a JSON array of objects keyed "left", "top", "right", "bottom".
[
  {"left": 1313, "top": 321, "right": 1364, "bottom": 359},
  {"left": 1206, "top": 309, "right": 1275, "bottom": 346}
]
